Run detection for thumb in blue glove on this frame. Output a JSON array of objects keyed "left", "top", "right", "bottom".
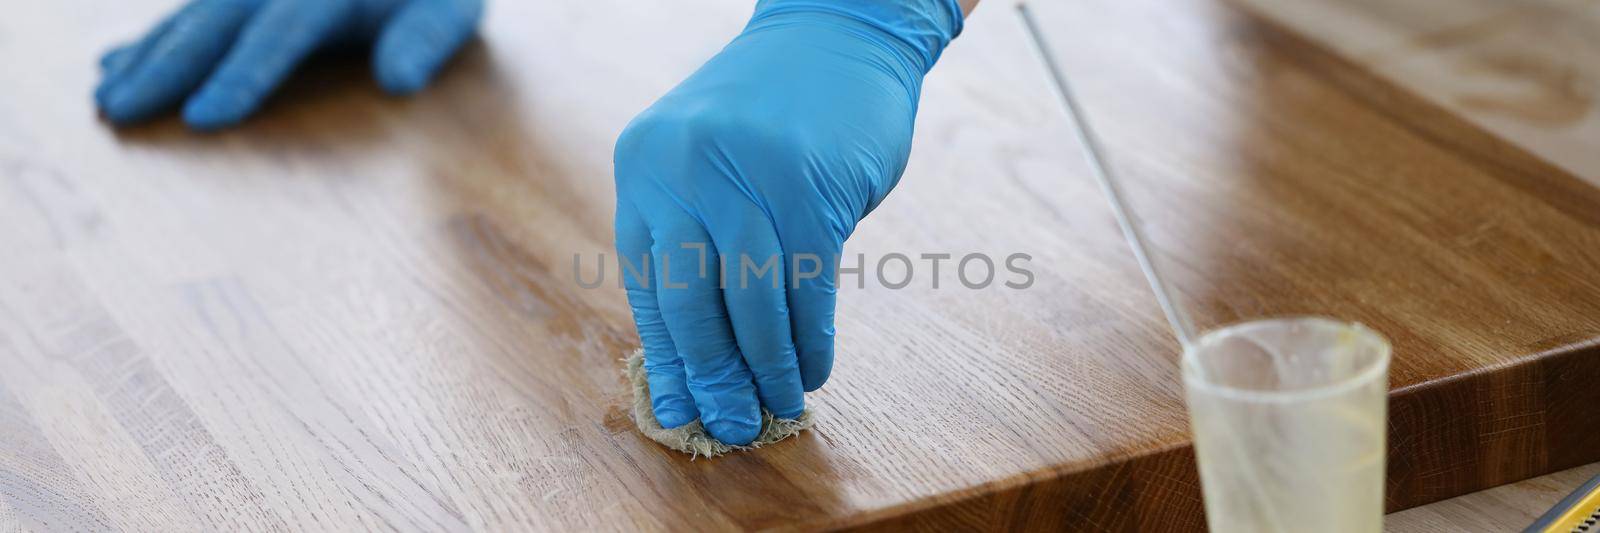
[
  {"left": 95, "top": 0, "right": 483, "bottom": 130},
  {"left": 613, "top": 0, "right": 964, "bottom": 445}
]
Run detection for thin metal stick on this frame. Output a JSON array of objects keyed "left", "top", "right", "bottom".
[{"left": 1016, "top": 2, "right": 1197, "bottom": 348}]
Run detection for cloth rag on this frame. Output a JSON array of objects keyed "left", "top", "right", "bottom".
[{"left": 624, "top": 350, "right": 814, "bottom": 458}]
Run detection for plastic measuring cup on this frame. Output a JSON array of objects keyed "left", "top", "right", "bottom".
[{"left": 1182, "top": 317, "right": 1391, "bottom": 533}]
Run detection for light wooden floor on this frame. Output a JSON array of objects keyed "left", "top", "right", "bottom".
[
  {"left": 1391, "top": 461, "right": 1600, "bottom": 532},
  {"left": 1234, "top": 0, "right": 1600, "bottom": 185},
  {"left": 1, "top": 0, "right": 1598, "bottom": 530}
]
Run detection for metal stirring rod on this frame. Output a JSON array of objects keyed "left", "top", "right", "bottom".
[{"left": 1015, "top": 2, "right": 1198, "bottom": 348}]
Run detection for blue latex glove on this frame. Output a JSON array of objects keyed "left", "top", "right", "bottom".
[
  {"left": 95, "top": 0, "right": 483, "bottom": 130},
  {"left": 613, "top": 0, "right": 963, "bottom": 445}
]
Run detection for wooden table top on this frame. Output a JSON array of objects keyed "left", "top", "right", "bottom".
[{"left": 2, "top": 0, "right": 1597, "bottom": 530}]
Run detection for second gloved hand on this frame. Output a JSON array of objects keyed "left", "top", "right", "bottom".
[
  {"left": 95, "top": 0, "right": 483, "bottom": 130},
  {"left": 613, "top": 0, "right": 963, "bottom": 445}
]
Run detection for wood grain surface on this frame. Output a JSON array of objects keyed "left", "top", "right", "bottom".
[
  {"left": 1390, "top": 461, "right": 1600, "bottom": 532},
  {"left": 0, "top": 0, "right": 1597, "bottom": 530}
]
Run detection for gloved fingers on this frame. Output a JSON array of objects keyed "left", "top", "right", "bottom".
[
  {"left": 372, "top": 0, "right": 484, "bottom": 95},
  {"left": 101, "top": 46, "right": 136, "bottom": 73},
  {"left": 772, "top": 219, "right": 844, "bottom": 392},
  {"left": 649, "top": 206, "right": 762, "bottom": 446},
  {"left": 98, "top": 0, "right": 260, "bottom": 125},
  {"left": 96, "top": 13, "right": 177, "bottom": 103},
  {"left": 97, "top": 45, "right": 142, "bottom": 105},
  {"left": 705, "top": 201, "right": 805, "bottom": 420},
  {"left": 616, "top": 201, "right": 697, "bottom": 429},
  {"left": 788, "top": 263, "right": 839, "bottom": 391},
  {"left": 182, "top": 0, "right": 351, "bottom": 130}
]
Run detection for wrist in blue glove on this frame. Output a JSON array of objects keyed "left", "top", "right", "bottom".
[
  {"left": 613, "top": 0, "right": 963, "bottom": 445},
  {"left": 95, "top": 0, "right": 483, "bottom": 130}
]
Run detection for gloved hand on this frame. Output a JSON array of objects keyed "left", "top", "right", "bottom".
[
  {"left": 613, "top": 0, "right": 963, "bottom": 445},
  {"left": 95, "top": 0, "right": 483, "bottom": 130}
]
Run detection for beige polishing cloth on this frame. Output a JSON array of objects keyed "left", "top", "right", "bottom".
[{"left": 624, "top": 350, "right": 814, "bottom": 458}]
